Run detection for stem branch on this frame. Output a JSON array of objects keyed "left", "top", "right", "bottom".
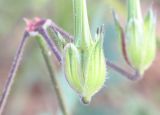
[
  {"left": 0, "top": 32, "right": 29, "bottom": 115},
  {"left": 106, "top": 61, "right": 140, "bottom": 80},
  {"left": 38, "top": 28, "right": 62, "bottom": 62},
  {"left": 36, "top": 36, "right": 69, "bottom": 115}
]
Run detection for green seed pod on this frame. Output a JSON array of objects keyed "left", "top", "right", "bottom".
[
  {"left": 126, "top": 0, "right": 156, "bottom": 74},
  {"left": 63, "top": 0, "right": 106, "bottom": 104},
  {"left": 64, "top": 29, "right": 106, "bottom": 104},
  {"left": 114, "top": 0, "right": 156, "bottom": 75}
]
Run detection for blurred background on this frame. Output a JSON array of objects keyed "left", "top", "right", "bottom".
[{"left": 0, "top": 0, "right": 160, "bottom": 115}]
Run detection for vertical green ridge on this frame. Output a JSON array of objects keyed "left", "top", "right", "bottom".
[{"left": 73, "top": 0, "right": 92, "bottom": 48}]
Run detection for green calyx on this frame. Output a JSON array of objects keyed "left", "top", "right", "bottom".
[
  {"left": 114, "top": 0, "right": 156, "bottom": 75},
  {"left": 64, "top": 0, "right": 106, "bottom": 104},
  {"left": 126, "top": 2, "right": 156, "bottom": 74},
  {"left": 64, "top": 28, "right": 106, "bottom": 103}
]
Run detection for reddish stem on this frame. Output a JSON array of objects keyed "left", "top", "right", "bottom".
[{"left": 0, "top": 32, "right": 29, "bottom": 114}]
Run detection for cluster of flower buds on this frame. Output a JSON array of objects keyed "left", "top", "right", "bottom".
[
  {"left": 64, "top": 0, "right": 106, "bottom": 104},
  {"left": 114, "top": 0, "right": 156, "bottom": 75}
]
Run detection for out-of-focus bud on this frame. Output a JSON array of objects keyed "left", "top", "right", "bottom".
[
  {"left": 114, "top": 0, "right": 156, "bottom": 75},
  {"left": 64, "top": 0, "right": 106, "bottom": 104}
]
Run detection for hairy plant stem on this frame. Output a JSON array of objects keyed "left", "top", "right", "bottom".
[
  {"left": 49, "top": 22, "right": 74, "bottom": 42},
  {"left": 38, "top": 27, "right": 62, "bottom": 62},
  {"left": 36, "top": 36, "right": 69, "bottom": 115},
  {"left": 0, "top": 32, "right": 29, "bottom": 115},
  {"left": 106, "top": 61, "right": 140, "bottom": 80}
]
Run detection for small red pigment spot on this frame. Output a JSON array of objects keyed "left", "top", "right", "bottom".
[{"left": 24, "top": 17, "right": 45, "bottom": 32}]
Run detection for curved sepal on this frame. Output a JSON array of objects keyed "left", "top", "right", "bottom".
[{"left": 64, "top": 43, "right": 83, "bottom": 93}]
